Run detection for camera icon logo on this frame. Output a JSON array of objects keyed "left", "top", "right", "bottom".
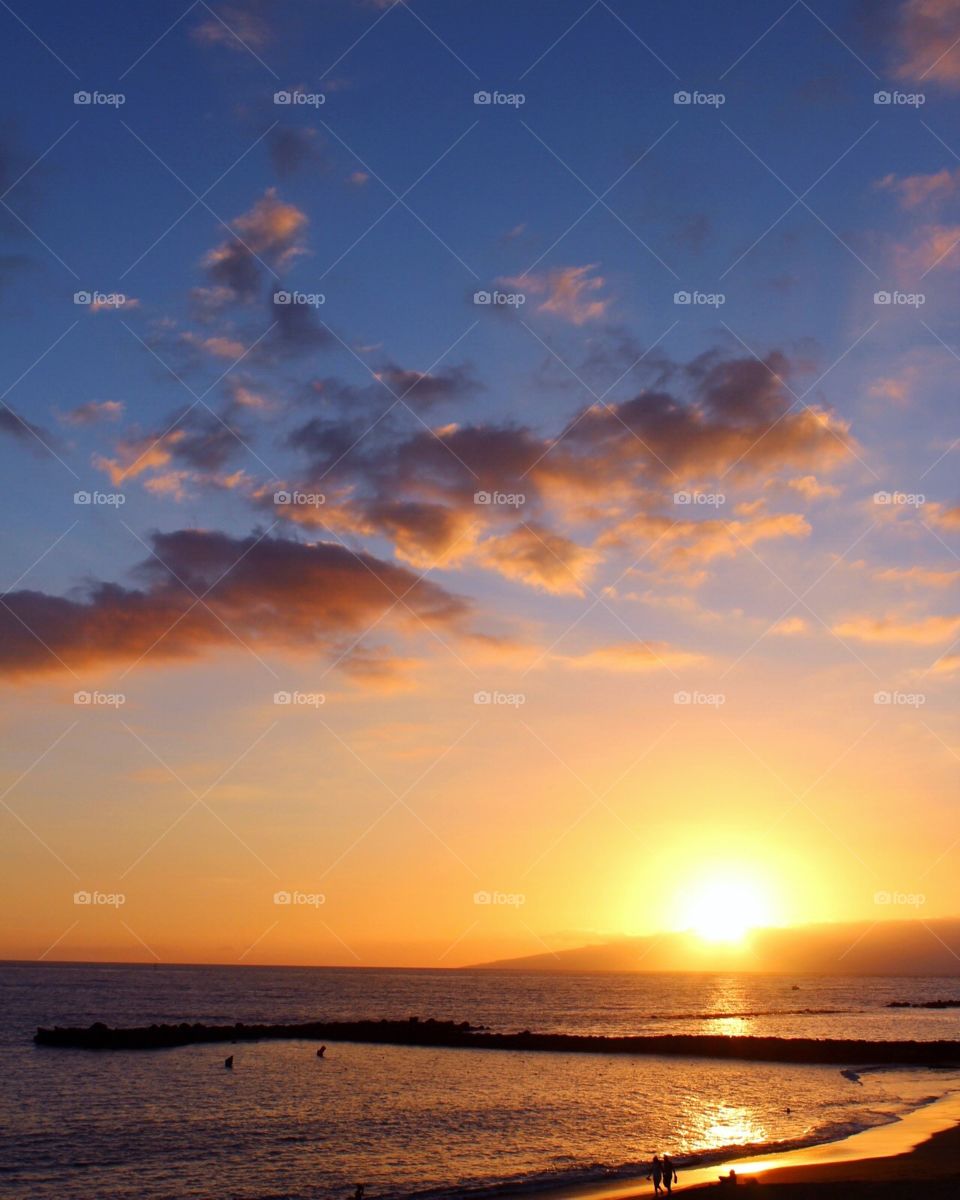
[
  {"left": 74, "top": 291, "right": 92, "bottom": 305},
  {"left": 73, "top": 890, "right": 92, "bottom": 904},
  {"left": 274, "top": 90, "right": 292, "bottom": 104},
  {"left": 273, "top": 291, "right": 292, "bottom": 305},
  {"left": 473, "top": 290, "right": 492, "bottom": 305},
  {"left": 474, "top": 91, "right": 492, "bottom": 105},
  {"left": 673, "top": 691, "right": 692, "bottom": 705},
  {"left": 673, "top": 491, "right": 691, "bottom": 504},
  {"left": 474, "top": 490, "right": 492, "bottom": 504},
  {"left": 874, "top": 291, "right": 892, "bottom": 304},
  {"left": 674, "top": 91, "right": 692, "bottom": 104},
  {"left": 874, "top": 91, "right": 891, "bottom": 104},
  {"left": 74, "top": 690, "right": 92, "bottom": 705},
  {"left": 673, "top": 290, "right": 691, "bottom": 304},
  {"left": 273, "top": 890, "right": 292, "bottom": 904},
  {"left": 74, "top": 91, "right": 92, "bottom": 105},
  {"left": 474, "top": 890, "right": 492, "bottom": 904},
  {"left": 74, "top": 491, "right": 92, "bottom": 504},
  {"left": 274, "top": 491, "right": 292, "bottom": 504},
  {"left": 274, "top": 691, "right": 292, "bottom": 705},
  {"left": 474, "top": 691, "right": 492, "bottom": 704}
]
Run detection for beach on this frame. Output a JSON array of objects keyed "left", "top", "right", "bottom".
[{"left": 527, "top": 1094, "right": 960, "bottom": 1200}]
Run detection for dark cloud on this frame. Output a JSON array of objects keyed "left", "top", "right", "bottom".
[
  {"left": 0, "top": 529, "right": 469, "bottom": 678},
  {"left": 268, "top": 127, "right": 326, "bottom": 177}
]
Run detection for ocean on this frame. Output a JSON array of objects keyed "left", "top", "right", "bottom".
[{"left": 2, "top": 963, "right": 959, "bottom": 1199}]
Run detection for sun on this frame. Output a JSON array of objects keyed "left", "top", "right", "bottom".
[{"left": 679, "top": 877, "right": 769, "bottom": 943}]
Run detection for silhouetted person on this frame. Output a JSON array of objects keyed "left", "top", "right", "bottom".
[
  {"left": 719, "top": 1169, "right": 737, "bottom": 1189},
  {"left": 649, "top": 1155, "right": 663, "bottom": 1194},
  {"left": 224, "top": 1055, "right": 233, "bottom": 1069},
  {"left": 353, "top": 1185, "right": 365, "bottom": 1200},
  {"left": 663, "top": 1155, "right": 677, "bottom": 1194},
  {"left": 317, "top": 1045, "right": 326, "bottom": 1057}
]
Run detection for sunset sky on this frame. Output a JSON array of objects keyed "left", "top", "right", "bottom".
[{"left": 0, "top": 0, "right": 958, "bottom": 968}]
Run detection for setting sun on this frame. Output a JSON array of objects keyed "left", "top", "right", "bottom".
[{"left": 678, "top": 877, "right": 772, "bottom": 943}]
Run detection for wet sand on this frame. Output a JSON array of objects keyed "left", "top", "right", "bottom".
[{"left": 513, "top": 1093, "right": 960, "bottom": 1200}]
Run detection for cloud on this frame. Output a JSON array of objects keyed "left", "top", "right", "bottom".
[
  {"left": 771, "top": 616, "right": 809, "bottom": 635},
  {"left": 893, "top": 0, "right": 960, "bottom": 88},
  {"left": 191, "top": 2, "right": 270, "bottom": 51},
  {"left": 269, "top": 346, "right": 846, "bottom": 591},
  {"left": 557, "top": 641, "right": 704, "bottom": 672},
  {"left": 0, "top": 529, "right": 470, "bottom": 679},
  {"left": 601, "top": 511, "right": 812, "bottom": 569},
  {"left": 477, "top": 524, "right": 600, "bottom": 595},
  {"left": 876, "top": 167, "right": 960, "bottom": 209},
  {"left": 926, "top": 652, "right": 960, "bottom": 676},
  {"left": 874, "top": 564, "right": 960, "bottom": 587},
  {"left": 504, "top": 264, "right": 609, "bottom": 324},
  {"left": 268, "top": 127, "right": 325, "bottom": 177},
  {"left": 59, "top": 400, "right": 124, "bottom": 426},
  {"left": 927, "top": 502, "right": 960, "bottom": 530},
  {"left": 94, "top": 409, "right": 250, "bottom": 488},
  {"left": 203, "top": 189, "right": 307, "bottom": 300},
  {"left": 0, "top": 407, "right": 55, "bottom": 451},
  {"left": 785, "top": 474, "right": 841, "bottom": 500},
  {"left": 893, "top": 223, "right": 960, "bottom": 275},
  {"left": 833, "top": 612, "right": 960, "bottom": 644}
]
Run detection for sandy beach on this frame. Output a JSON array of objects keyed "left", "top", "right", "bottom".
[
  {"left": 686, "top": 1121, "right": 960, "bottom": 1197},
  {"left": 515, "top": 1093, "right": 960, "bottom": 1200}
]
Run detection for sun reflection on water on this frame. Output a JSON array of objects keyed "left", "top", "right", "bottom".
[{"left": 700, "top": 1103, "right": 768, "bottom": 1152}]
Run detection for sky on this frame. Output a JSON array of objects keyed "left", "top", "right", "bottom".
[{"left": 0, "top": 0, "right": 958, "bottom": 969}]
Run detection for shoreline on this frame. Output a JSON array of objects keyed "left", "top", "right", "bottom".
[{"left": 501, "top": 1093, "right": 960, "bottom": 1199}]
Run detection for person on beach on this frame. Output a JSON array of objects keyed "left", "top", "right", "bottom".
[
  {"left": 649, "top": 1155, "right": 663, "bottom": 1193},
  {"left": 662, "top": 1155, "right": 677, "bottom": 1193}
]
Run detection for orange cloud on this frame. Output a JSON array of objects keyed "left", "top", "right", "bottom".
[
  {"left": 894, "top": 0, "right": 960, "bottom": 88},
  {"left": 0, "top": 530, "right": 470, "bottom": 679},
  {"left": 504, "top": 264, "right": 609, "bottom": 324},
  {"left": 558, "top": 641, "right": 704, "bottom": 672},
  {"left": 833, "top": 612, "right": 960, "bottom": 644},
  {"left": 876, "top": 168, "right": 960, "bottom": 209}
]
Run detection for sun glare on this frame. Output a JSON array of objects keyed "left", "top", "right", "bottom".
[{"left": 679, "top": 877, "right": 770, "bottom": 943}]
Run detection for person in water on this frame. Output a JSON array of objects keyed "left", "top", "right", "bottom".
[
  {"left": 353, "top": 1185, "right": 365, "bottom": 1200},
  {"left": 649, "top": 1155, "right": 663, "bottom": 1194},
  {"left": 662, "top": 1155, "right": 678, "bottom": 1193}
]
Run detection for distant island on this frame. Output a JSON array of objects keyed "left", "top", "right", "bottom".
[{"left": 470, "top": 917, "right": 960, "bottom": 975}]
